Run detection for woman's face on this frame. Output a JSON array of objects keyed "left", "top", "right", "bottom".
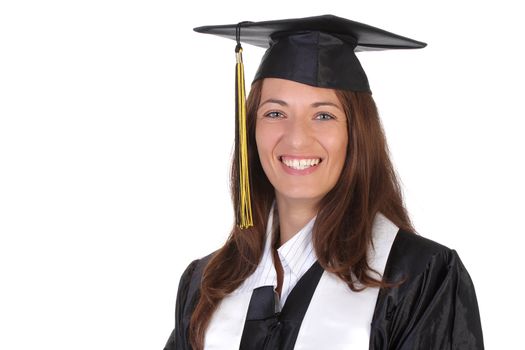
[{"left": 255, "top": 78, "right": 348, "bottom": 206}]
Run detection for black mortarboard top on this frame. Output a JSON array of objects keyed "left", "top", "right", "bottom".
[
  {"left": 194, "top": 14, "right": 427, "bottom": 92},
  {"left": 193, "top": 15, "right": 426, "bottom": 229}
]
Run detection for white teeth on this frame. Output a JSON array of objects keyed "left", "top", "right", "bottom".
[{"left": 281, "top": 157, "right": 321, "bottom": 170}]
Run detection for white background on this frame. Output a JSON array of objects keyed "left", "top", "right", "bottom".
[{"left": 0, "top": 0, "right": 523, "bottom": 348}]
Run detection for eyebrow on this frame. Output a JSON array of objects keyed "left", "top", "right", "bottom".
[{"left": 258, "top": 98, "right": 343, "bottom": 111}]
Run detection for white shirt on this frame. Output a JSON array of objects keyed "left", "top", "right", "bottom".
[
  {"left": 204, "top": 209, "right": 399, "bottom": 349},
  {"left": 237, "top": 206, "right": 316, "bottom": 309}
]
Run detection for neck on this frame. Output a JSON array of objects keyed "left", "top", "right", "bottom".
[{"left": 274, "top": 195, "right": 318, "bottom": 246}]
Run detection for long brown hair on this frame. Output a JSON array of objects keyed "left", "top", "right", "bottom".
[{"left": 189, "top": 80, "right": 415, "bottom": 349}]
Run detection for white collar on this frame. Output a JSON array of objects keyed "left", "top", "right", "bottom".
[
  {"left": 273, "top": 211, "right": 316, "bottom": 280},
  {"left": 238, "top": 205, "right": 317, "bottom": 295},
  {"left": 237, "top": 206, "right": 398, "bottom": 295}
]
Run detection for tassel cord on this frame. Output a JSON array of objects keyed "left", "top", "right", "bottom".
[{"left": 235, "top": 46, "right": 253, "bottom": 229}]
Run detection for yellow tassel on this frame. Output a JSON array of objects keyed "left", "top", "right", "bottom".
[{"left": 236, "top": 47, "right": 253, "bottom": 229}]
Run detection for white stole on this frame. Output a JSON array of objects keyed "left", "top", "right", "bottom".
[{"left": 204, "top": 213, "right": 399, "bottom": 349}]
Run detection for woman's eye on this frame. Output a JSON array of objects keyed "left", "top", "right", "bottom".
[
  {"left": 265, "top": 111, "right": 284, "bottom": 118},
  {"left": 315, "top": 113, "right": 335, "bottom": 120}
]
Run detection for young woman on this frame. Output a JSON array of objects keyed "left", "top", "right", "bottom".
[{"left": 164, "top": 15, "right": 484, "bottom": 350}]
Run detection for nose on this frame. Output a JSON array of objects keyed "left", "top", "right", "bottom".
[{"left": 283, "top": 116, "right": 314, "bottom": 149}]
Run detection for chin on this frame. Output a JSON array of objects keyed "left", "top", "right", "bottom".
[{"left": 275, "top": 188, "right": 326, "bottom": 203}]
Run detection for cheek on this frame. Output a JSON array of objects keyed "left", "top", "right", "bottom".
[
  {"left": 255, "top": 123, "right": 266, "bottom": 159},
  {"left": 255, "top": 124, "right": 273, "bottom": 176},
  {"left": 255, "top": 122, "right": 279, "bottom": 161},
  {"left": 323, "top": 127, "right": 348, "bottom": 164}
]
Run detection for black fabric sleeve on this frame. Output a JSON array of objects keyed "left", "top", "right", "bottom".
[
  {"left": 371, "top": 232, "right": 484, "bottom": 350},
  {"left": 394, "top": 250, "right": 483, "bottom": 349},
  {"left": 163, "top": 259, "right": 200, "bottom": 350}
]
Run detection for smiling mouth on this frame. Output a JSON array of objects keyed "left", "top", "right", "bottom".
[{"left": 280, "top": 156, "right": 322, "bottom": 170}]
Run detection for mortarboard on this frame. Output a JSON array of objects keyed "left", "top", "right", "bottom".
[{"left": 193, "top": 15, "right": 426, "bottom": 229}]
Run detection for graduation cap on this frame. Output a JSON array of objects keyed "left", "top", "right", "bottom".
[{"left": 193, "top": 15, "right": 426, "bottom": 229}]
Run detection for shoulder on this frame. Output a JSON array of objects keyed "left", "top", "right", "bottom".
[
  {"left": 178, "top": 251, "right": 216, "bottom": 293},
  {"left": 165, "top": 252, "right": 216, "bottom": 350},
  {"left": 373, "top": 231, "right": 484, "bottom": 348},
  {"left": 173, "top": 252, "right": 216, "bottom": 342},
  {"left": 175, "top": 251, "right": 217, "bottom": 319},
  {"left": 384, "top": 229, "right": 463, "bottom": 283}
]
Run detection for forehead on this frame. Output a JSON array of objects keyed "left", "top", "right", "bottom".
[{"left": 259, "top": 78, "right": 341, "bottom": 105}]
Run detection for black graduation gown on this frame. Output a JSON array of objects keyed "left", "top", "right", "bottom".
[{"left": 163, "top": 230, "right": 484, "bottom": 349}]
